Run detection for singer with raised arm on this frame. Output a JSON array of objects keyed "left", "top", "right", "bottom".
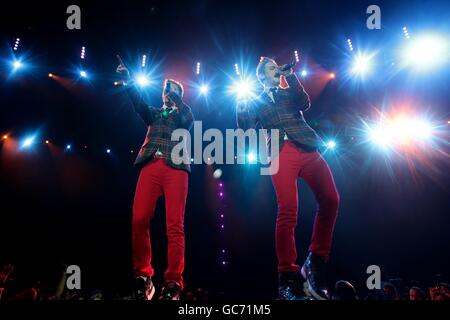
[
  {"left": 116, "top": 60, "right": 194, "bottom": 300},
  {"left": 236, "top": 57, "right": 340, "bottom": 300}
]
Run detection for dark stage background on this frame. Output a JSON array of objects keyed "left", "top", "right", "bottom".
[{"left": 0, "top": 0, "right": 449, "bottom": 298}]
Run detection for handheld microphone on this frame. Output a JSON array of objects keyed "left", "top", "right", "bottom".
[{"left": 279, "top": 60, "right": 297, "bottom": 71}]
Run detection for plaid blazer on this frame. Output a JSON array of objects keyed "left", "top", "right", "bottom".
[
  {"left": 236, "top": 74, "right": 323, "bottom": 153},
  {"left": 126, "top": 86, "right": 194, "bottom": 173}
]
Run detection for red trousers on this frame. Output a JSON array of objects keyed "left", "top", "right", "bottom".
[
  {"left": 132, "top": 158, "right": 188, "bottom": 287},
  {"left": 271, "top": 141, "right": 339, "bottom": 273}
]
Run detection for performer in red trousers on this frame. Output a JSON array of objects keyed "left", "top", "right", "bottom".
[
  {"left": 117, "top": 63, "right": 194, "bottom": 300},
  {"left": 237, "top": 57, "right": 340, "bottom": 300}
]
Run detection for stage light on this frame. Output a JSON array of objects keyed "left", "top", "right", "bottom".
[
  {"left": 247, "top": 152, "right": 257, "bottom": 163},
  {"left": 79, "top": 70, "right": 87, "bottom": 78},
  {"left": 199, "top": 84, "right": 209, "bottom": 95},
  {"left": 66, "top": 144, "right": 71, "bottom": 150},
  {"left": 22, "top": 136, "right": 35, "bottom": 148},
  {"left": 13, "top": 38, "right": 20, "bottom": 51},
  {"left": 141, "top": 55, "right": 147, "bottom": 68},
  {"left": 294, "top": 50, "right": 300, "bottom": 63},
  {"left": 413, "top": 119, "right": 433, "bottom": 140},
  {"left": 136, "top": 74, "right": 150, "bottom": 87},
  {"left": 403, "top": 34, "right": 448, "bottom": 70},
  {"left": 347, "top": 38, "right": 354, "bottom": 51},
  {"left": 196, "top": 62, "right": 201, "bottom": 75},
  {"left": 351, "top": 54, "right": 373, "bottom": 75},
  {"left": 106, "top": 149, "right": 111, "bottom": 154},
  {"left": 234, "top": 63, "right": 240, "bottom": 76},
  {"left": 326, "top": 140, "right": 337, "bottom": 149},
  {"left": 45, "top": 140, "right": 49, "bottom": 144},
  {"left": 80, "top": 46, "right": 86, "bottom": 59},
  {"left": 213, "top": 169, "right": 222, "bottom": 179},
  {"left": 402, "top": 27, "right": 410, "bottom": 39},
  {"left": 3, "top": 135, "right": 8, "bottom": 140},
  {"left": 301, "top": 69, "right": 308, "bottom": 77},
  {"left": 230, "top": 78, "right": 255, "bottom": 100},
  {"left": 329, "top": 73, "right": 336, "bottom": 79},
  {"left": 48, "top": 73, "right": 53, "bottom": 78},
  {"left": 13, "top": 60, "right": 22, "bottom": 70},
  {"left": 369, "top": 126, "right": 391, "bottom": 147}
]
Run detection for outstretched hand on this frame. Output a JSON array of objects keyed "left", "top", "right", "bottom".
[{"left": 116, "top": 63, "right": 130, "bottom": 79}]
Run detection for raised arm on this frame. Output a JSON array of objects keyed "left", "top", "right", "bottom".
[
  {"left": 116, "top": 61, "right": 159, "bottom": 126},
  {"left": 125, "top": 85, "right": 159, "bottom": 126},
  {"left": 285, "top": 73, "right": 311, "bottom": 111},
  {"left": 166, "top": 91, "right": 194, "bottom": 130}
]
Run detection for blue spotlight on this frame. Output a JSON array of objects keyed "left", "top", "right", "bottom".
[
  {"left": 199, "top": 84, "right": 209, "bottom": 95},
  {"left": 22, "top": 136, "right": 35, "bottom": 148},
  {"left": 301, "top": 69, "right": 308, "bottom": 77},
  {"left": 351, "top": 53, "right": 374, "bottom": 75},
  {"left": 13, "top": 60, "right": 22, "bottom": 70},
  {"left": 230, "top": 78, "right": 255, "bottom": 101},
  {"left": 136, "top": 74, "right": 150, "bottom": 87},
  {"left": 326, "top": 140, "right": 337, "bottom": 149},
  {"left": 79, "top": 70, "right": 87, "bottom": 78},
  {"left": 247, "top": 152, "right": 257, "bottom": 163},
  {"left": 106, "top": 148, "right": 111, "bottom": 154},
  {"left": 66, "top": 144, "right": 72, "bottom": 150},
  {"left": 11, "top": 59, "right": 24, "bottom": 72}
]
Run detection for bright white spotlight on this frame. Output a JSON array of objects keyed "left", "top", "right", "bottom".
[
  {"left": 301, "top": 70, "right": 308, "bottom": 77},
  {"left": 106, "top": 149, "right": 111, "bottom": 154},
  {"left": 403, "top": 34, "right": 448, "bottom": 70},
  {"left": 136, "top": 74, "right": 150, "bottom": 87},
  {"left": 79, "top": 70, "right": 87, "bottom": 78},
  {"left": 22, "top": 136, "right": 35, "bottom": 148},
  {"left": 13, "top": 38, "right": 20, "bottom": 51},
  {"left": 247, "top": 152, "right": 257, "bottom": 163},
  {"left": 369, "top": 126, "right": 391, "bottom": 147},
  {"left": 230, "top": 78, "right": 255, "bottom": 100},
  {"left": 326, "top": 140, "right": 337, "bottom": 149},
  {"left": 13, "top": 60, "right": 22, "bottom": 69},
  {"left": 351, "top": 54, "right": 373, "bottom": 75},
  {"left": 199, "top": 84, "right": 209, "bottom": 95},
  {"left": 414, "top": 120, "right": 433, "bottom": 140},
  {"left": 66, "top": 144, "right": 71, "bottom": 150},
  {"left": 402, "top": 27, "right": 410, "bottom": 39}
]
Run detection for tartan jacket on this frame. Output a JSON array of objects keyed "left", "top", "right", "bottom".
[
  {"left": 126, "top": 86, "right": 194, "bottom": 173},
  {"left": 236, "top": 73, "right": 323, "bottom": 153}
]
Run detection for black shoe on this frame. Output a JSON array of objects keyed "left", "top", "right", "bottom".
[
  {"left": 159, "top": 281, "right": 181, "bottom": 300},
  {"left": 278, "top": 272, "right": 308, "bottom": 300},
  {"left": 134, "top": 276, "right": 155, "bottom": 300},
  {"left": 301, "top": 252, "right": 329, "bottom": 300}
]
